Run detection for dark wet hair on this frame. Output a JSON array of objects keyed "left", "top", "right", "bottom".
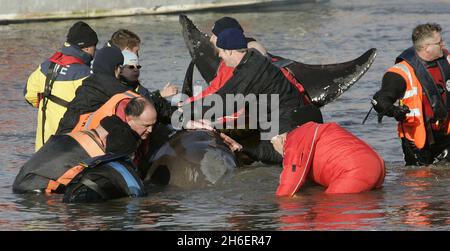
[
  {"left": 111, "top": 29, "right": 141, "bottom": 50},
  {"left": 412, "top": 23, "right": 442, "bottom": 50}
]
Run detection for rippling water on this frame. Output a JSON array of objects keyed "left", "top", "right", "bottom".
[{"left": 0, "top": 0, "right": 449, "bottom": 230}]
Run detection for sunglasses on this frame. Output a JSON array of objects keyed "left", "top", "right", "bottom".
[{"left": 123, "top": 65, "right": 142, "bottom": 70}]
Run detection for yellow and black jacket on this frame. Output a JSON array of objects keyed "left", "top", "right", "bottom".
[{"left": 24, "top": 43, "right": 93, "bottom": 151}]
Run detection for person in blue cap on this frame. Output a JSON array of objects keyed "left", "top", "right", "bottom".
[
  {"left": 210, "top": 16, "right": 267, "bottom": 56},
  {"left": 57, "top": 47, "right": 177, "bottom": 134}
]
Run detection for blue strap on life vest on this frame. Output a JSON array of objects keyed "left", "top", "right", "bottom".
[{"left": 108, "top": 161, "right": 144, "bottom": 197}]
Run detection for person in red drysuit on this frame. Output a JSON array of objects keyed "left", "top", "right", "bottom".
[{"left": 221, "top": 105, "right": 386, "bottom": 195}]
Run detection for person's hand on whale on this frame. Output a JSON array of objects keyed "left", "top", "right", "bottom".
[
  {"left": 185, "top": 119, "right": 215, "bottom": 131},
  {"left": 220, "top": 133, "right": 243, "bottom": 152}
]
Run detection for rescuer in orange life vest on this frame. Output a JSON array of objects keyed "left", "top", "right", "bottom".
[
  {"left": 12, "top": 97, "right": 157, "bottom": 194},
  {"left": 372, "top": 23, "right": 450, "bottom": 166},
  {"left": 220, "top": 105, "right": 386, "bottom": 196}
]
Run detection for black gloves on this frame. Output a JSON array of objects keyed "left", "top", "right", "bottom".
[{"left": 389, "top": 105, "right": 410, "bottom": 122}]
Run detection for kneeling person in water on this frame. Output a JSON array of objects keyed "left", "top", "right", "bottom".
[
  {"left": 273, "top": 121, "right": 386, "bottom": 196},
  {"left": 13, "top": 98, "right": 157, "bottom": 195},
  {"left": 221, "top": 105, "right": 386, "bottom": 195}
]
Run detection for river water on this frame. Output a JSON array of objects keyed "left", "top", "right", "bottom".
[{"left": 0, "top": 0, "right": 449, "bottom": 231}]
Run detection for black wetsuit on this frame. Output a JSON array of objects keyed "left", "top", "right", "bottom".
[
  {"left": 13, "top": 134, "right": 91, "bottom": 193},
  {"left": 13, "top": 133, "right": 144, "bottom": 202}
]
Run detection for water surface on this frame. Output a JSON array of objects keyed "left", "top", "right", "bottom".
[{"left": 0, "top": 0, "right": 449, "bottom": 230}]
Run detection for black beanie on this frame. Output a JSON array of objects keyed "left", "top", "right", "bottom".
[
  {"left": 66, "top": 21, "right": 99, "bottom": 48},
  {"left": 92, "top": 46, "right": 124, "bottom": 76},
  {"left": 100, "top": 116, "right": 140, "bottom": 155},
  {"left": 281, "top": 104, "right": 324, "bottom": 134},
  {"left": 212, "top": 17, "right": 243, "bottom": 36}
]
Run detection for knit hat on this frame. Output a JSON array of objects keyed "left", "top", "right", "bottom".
[
  {"left": 216, "top": 28, "right": 248, "bottom": 50},
  {"left": 92, "top": 46, "right": 124, "bottom": 76},
  {"left": 100, "top": 116, "right": 140, "bottom": 155},
  {"left": 122, "top": 50, "right": 139, "bottom": 65},
  {"left": 212, "top": 17, "right": 243, "bottom": 36},
  {"left": 66, "top": 21, "right": 98, "bottom": 48}
]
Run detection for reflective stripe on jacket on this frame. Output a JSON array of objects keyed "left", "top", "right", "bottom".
[
  {"left": 45, "top": 130, "right": 105, "bottom": 193},
  {"left": 389, "top": 60, "right": 450, "bottom": 149},
  {"left": 24, "top": 43, "right": 92, "bottom": 151}
]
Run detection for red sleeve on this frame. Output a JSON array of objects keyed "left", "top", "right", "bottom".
[{"left": 185, "top": 61, "right": 235, "bottom": 103}]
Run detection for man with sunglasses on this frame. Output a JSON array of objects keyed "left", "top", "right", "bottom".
[
  {"left": 120, "top": 50, "right": 178, "bottom": 101},
  {"left": 372, "top": 23, "right": 450, "bottom": 165},
  {"left": 57, "top": 47, "right": 177, "bottom": 134},
  {"left": 119, "top": 50, "right": 179, "bottom": 125}
]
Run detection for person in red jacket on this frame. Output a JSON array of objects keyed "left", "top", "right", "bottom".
[
  {"left": 184, "top": 16, "right": 305, "bottom": 105},
  {"left": 221, "top": 105, "right": 386, "bottom": 195},
  {"left": 273, "top": 121, "right": 386, "bottom": 196}
]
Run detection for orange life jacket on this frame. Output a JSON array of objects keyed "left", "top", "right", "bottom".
[
  {"left": 45, "top": 130, "right": 105, "bottom": 193},
  {"left": 389, "top": 60, "right": 450, "bottom": 149},
  {"left": 72, "top": 91, "right": 140, "bottom": 132}
]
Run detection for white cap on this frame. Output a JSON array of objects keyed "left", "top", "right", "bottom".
[{"left": 122, "top": 49, "right": 139, "bottom": 65}]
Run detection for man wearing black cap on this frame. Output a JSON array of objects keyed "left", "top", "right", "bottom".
[{"left": 24, "top": 21, "right": 98, "bottom": 151}]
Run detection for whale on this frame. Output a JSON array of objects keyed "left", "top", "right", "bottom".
[
  {"left": 142, "top": 129, "right": 238, "bottom": 189},
  {"left": 179, "top": 14, "right": 377, "bottom": 107}
]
